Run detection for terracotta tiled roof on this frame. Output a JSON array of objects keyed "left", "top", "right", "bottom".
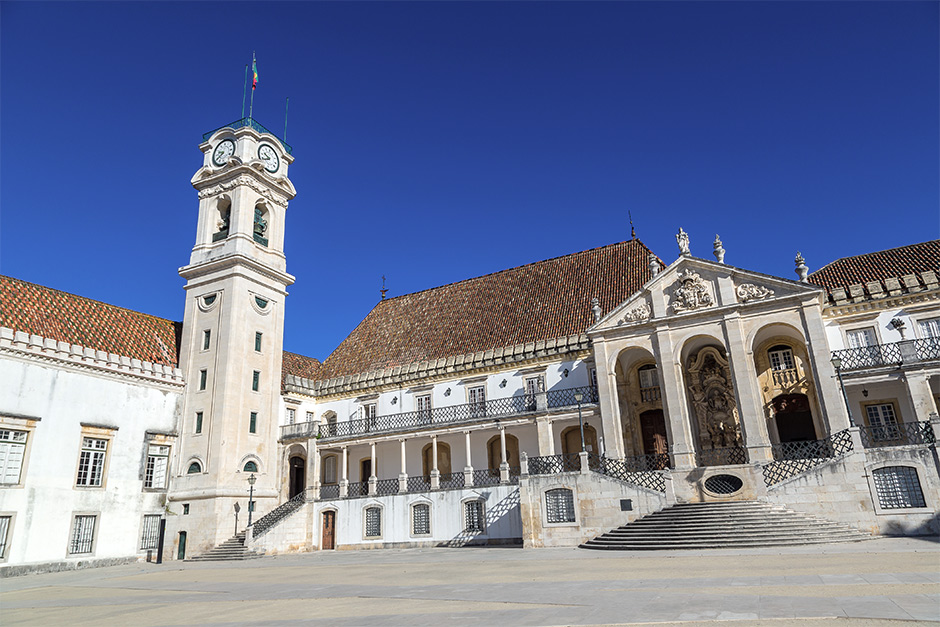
[
  {"left": 0, "top": 275, "right": 182, "bottom": 366},
  {"left": 316, "top": 239, "right": 658, "bottom": 381},
  {"left": 808, "top": 240, "right": 940, "bottom": 303},
  {"left": 282, "top": 350, "right": 321, "bottom": 388}
]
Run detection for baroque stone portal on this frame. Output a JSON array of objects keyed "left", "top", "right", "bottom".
[{"left": 686, "top": 347, "right": 743, "bottom": 450}]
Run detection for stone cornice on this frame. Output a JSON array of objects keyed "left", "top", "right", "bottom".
[
  {"left": 192, "top": 167, "right": 295, "bottom": 205},
  {"left": 284, "top": 333, "right": 593, "bottom": 399},
  {"left": 822, "top": 289, "right": 939, "bottom": 318},
  {"left": 178, "top": 252, "right": 295, "bottom": 290},
  {"left": 0, "top": 326, "right": 185, "bottom": 389}
]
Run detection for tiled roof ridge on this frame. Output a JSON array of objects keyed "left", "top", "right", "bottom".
[
  {"left": 1, "top": 274, "right": 180, "bottom": 327},
  {"left": 809, "top": 239, "right": 940, "bottom": 279},
  {"left": 380, "top": 238, "right": 657, "bottom": 302}
]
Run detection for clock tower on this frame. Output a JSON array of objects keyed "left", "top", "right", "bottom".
[{"left": 166, "top": 120, "right": 296, "bottom": 557}]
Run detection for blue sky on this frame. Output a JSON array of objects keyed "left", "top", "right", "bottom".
[{"left": 1, "top": 1, "right": 937, "bottom": 361}]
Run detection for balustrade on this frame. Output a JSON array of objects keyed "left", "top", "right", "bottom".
[{"left": 831, "top": 338, "right": 940, "bottom": 372}]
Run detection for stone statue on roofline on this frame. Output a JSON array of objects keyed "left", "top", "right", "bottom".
[
  {"left": 676, "top": 228, "right": 691, "bottom": 257},
  {"left": 591, "top": 297, "right": 602, "bottom": 323}
]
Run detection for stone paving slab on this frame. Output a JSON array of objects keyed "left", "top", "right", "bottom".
[{"left": 0, "top": 537, "right": 937, "bottom": 625}]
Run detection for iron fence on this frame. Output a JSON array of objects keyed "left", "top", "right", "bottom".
[
  {"left": 621, "top": 452, "right": 671, "bottom": 471},
  {"left": 831, "top": 338, "right": 940, "bottom": 372},
  {"left": 859, "top": 420, "right": 936, "bottom": 448},
  {"left": 346, "top": 481, "right": 369, "bottom": 498},
  {"left": 251, "top": 489, "right": 307, "bottom": 538},
  {"left": 762, "top": 428, "right": 854, "bottom": 486},
  {"left": 528, "top": 453, "right": 581, "bottom": 474},
  {"left": 472, "top": 469, "right": 501, "bottom": 487},
  {"left": 587, "top": 454, "right": 666, "bottom": 492},
  {"left": 202, "top": 117, "right": 294, "bottom": 154},
  {"left": 407, "top": 476, "right": 431, "bottom": 492},
  {"left": 319, "top": 484, "right": 340, "bottom": 500},
  {"left": 695, "top": 446, "right": 748, "bottom": 466},
  {"left": 439, "top": 472, "right": 466, "bottom": 490},
  {"left": 318, "top": 385, "right": 598, "bottom": 441}
]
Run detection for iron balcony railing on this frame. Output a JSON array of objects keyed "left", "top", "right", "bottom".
[
  {"left": 831, "top": 338, "right": 940, "bottom": 372},
  {"left": 858, "top": 420, "right": 936, "bottom": 448},
  {"left": 374, "top": 478, "right": 399, "bottom": 497},
  {"left": 406, "top": 476, "right": 432, "bottom": 492},
  {"left": 695, "top": 446, "right": 749, "bottom": 467},
  {"left": 319, "top": 484, "right": 340, "bottom": 500},
  {"left": 762, "top": 429, "right": 854, "bottom": 486},
  {"left": 439, "top": 472, "right": 466, "bottom": 490},
  {"left": 472, "top": 469, "right": 502, "bottom": 487},
  {"left": 528, "top": 453, "right": 581, "bottom": 474},
  {"left": 314, "top": 385, "right": 598, "bottom": 441},
  {"left": 202, "top": 117, "right": 294, "bottom": 155}
]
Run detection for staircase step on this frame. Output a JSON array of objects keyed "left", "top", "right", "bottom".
[{"left": 186, "top": 531, "right": 265, "bottom": 562}]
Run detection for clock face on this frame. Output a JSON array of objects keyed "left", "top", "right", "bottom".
[
  {"left": 258, "top": 144, "right": 279, "bottom": 173},
  {"left": 212, "top": 139, "right": 236, "bottom": 166}
]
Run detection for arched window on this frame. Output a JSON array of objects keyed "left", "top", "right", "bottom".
[
  {"left": 412, "top": 503, "right": 431, "bottom": 536},
  {"left": 364, "top": 506, "right": 382, "bottom": 538},
  {"left": 768, "top": 345, "right": 795, "bottom": 371},
  {"left": 872, "top": 466, "right": 926, "bottom": 509},
  {"left": 243, "top": 461, "right": 258, "bottom": 473},
  {"left": 545, "top": 488, "right": 576, "bottom": 523},
  {"left": 187, "top": 461, "right": 202, "bottom": 474},
  {"left": 253, "top": 204, "right": 269, "bottom": 247}
]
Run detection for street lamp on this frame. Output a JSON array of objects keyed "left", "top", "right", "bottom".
[
  {"left": 574, "top": 391, "right": 585, "bottom": 452},
  {"left": 830, "top": 355, "right": 854, "bottom": 427},
  {"left": 246, "top": 473, "right": 257, "bottom": 527}
]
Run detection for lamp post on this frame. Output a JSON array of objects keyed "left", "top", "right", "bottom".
[
  {"left": 830, "top": 355, "right": 854, "bottom": 427},
  {"left": 574, "top": 392, "right": 585, "bottom": 452},
  {"left": 246, "top": 473, "right": 257, "bottom": 527}
]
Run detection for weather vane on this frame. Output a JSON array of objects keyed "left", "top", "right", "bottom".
[{"left": 380, "top": 275, "right": 388, "bottom": 300}]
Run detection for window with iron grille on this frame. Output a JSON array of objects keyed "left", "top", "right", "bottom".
[
  {"left": 69, "top": 515, "right": 96, "bottom": 554},
  {"left": 76, "top": 438, "right": 108, "bottom": 487},
  {"left": 0, "top": 429, "right": 28, "bottom": 485},
  {"left": 873, "top": 466, "right": 926, "bottom": 509},
  {"left": 464, "top": 500, "right": 484, "bottom": 532},
  {"left": 144, "top": 445, "right": 170, "bottom": 489},
  {"left": 140, "top": 514, "right": 161, "bottom": 550},
  {"left": 412, "top": 503, "right": 430, "bottom": 535},
  {"left": 768, "top": 346, "right": 795, "bottom": 371},
  {"left": 0, "top": 516, "right": 11, "bottom": 559},
  {"left": 364, "top": 506, "right": 381, "bottom": 538},
  {"left": 545, "top": 488, "right": 576, "bottom": 523}
]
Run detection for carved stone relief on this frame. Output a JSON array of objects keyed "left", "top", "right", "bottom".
[
  {"left": 671, "top": 269, "right": 713, "bottom": 313},
  {"left": 736, "top": 283, "right": 774, "bottom": 303},
  {"left": 618, "top": 301, "right": 651, "bottom": 325},
  {"left": 686, "top": 347, "right": 742, "bottom": 450},
  {"left": 198, "top": 174, "right": 289, "bottom": 208}
]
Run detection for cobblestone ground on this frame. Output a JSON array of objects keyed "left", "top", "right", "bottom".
[{"left": 1, "top": 537, "right": 938, "bottom": 626}]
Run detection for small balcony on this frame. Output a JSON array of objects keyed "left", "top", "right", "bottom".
[
  {"left": 639, "top": 386, "right": 661, "bottom": 403},
  {"left": 831, "top": 338, "right": 940, "bottom": 372},
  {"left": 281, "top": 385, "right": 599, "bottom": 443}
]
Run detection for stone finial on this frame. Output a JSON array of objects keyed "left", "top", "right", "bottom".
[
  {"left": 591, "top": 297, "right": 602, "bottom": 323},
  {"left": 713, "top": 234, "right": 725, "bottom": 264},
  {"left": 676, "top": 227, "right": 691, "bottom": 257},
  {"left": 795, "top": 252, "right": 809, "bottom": 283},
  {"left": 889, "top": 317, "right": 907, "bottom": 339},
  {"left": 649, "top": 252, "right": 662, "bottom": 277}
]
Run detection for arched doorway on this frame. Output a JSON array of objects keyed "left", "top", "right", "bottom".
[
  {"left": 487, "top": 433, "right": 519, "bottom": 472},
  {"left": 772, "top": 394, "right": 817, "bottom": 442},
  {"left": 289, "top": 456, "right": 305, "bottom": 499},
  {"left": 422, "top": 442, "right": 452, "bottom": 476},
  {"left": 561, "top": 424, "right": 598, "bottom": 455}
]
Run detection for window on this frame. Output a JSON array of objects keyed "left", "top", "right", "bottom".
[
  {"left": 590, "top": 368, "right": 598, "bottom": 390},
  {"left": 199, "top": 369, "right": 207, "bottom": 391},
  {"left": 468, "top": 386, "right": 486, "bottom": 416},
  {"left": 362, "top": 403, "right": 377, "bottom": 430},
  {"left": 412, "top": 503, "right": 430, "bottom": 535},
  {"left": 202, "top": 329, "right": 211, "bottom": 350},
  {"left": 872, "top": 466, "right": 926, "bottom": 509},
  {"left": 182, "top": 504, "right": 190, "bottom": 515},
  {"left": 76, "top": 438, "right": 108, "bottom": 487},
  {"left": 195, "top": 411, "right": 203, "bottom": 434},
  {"left": 0, "top": 429, "right": 28, "bottom": 485},
  {"left": 252, "top": 370, "right": 260, "bottom": 392},
  {"left": 847, "top": 328, "right": 877, "bottom": 348},
  {"left": 464, "top": 500, "right": 484, "bottom": 532},
  {"left": 322, "top": 455, "right": 337, "bottom": 484},
  {"left": 287, "top": 409, "right": 296, "bottom": 424},
  {"left": 638, "top": 364, "right": 659, "bottom": 389},
  {"left": 254, "top": 331, "right": 263, "bottom": 352},
  {"left": 525, "top": 376, "right": 544, "bottom": 410},
  {"left": 918, "top": 318, "right": 940, "bottom": 339},
  {"left": 187, "top": 461, "right": 201, "bottom": 474},
  {"left": 140, "top": 514, "right": 161, "bottom": 550},
  {"left": 865, "top": 403, "right": 900, "bottom": 441},
  {"left": 768, "top": 345, "right": 795, "bottom": 371},
  {"left": 364, "top": 506, "right": 381, "bottom": 538},
  {"left": 69, "top": 515, "right": 96, "bottom": 554},
  {"left": 144, "top": 445, "right": 170, "bottom": 489},
  {"left": 243, "top": 461, "right": 258, "bottom": 473},
  {"left": 306, "top": 411, "right": 314, "bottom": 423},
  {"left": 545, "top": 488, "right": 576, "bottom": 523},
  {"left": 249, "top": 412, "right": 258, "bottom": 434},
  {"left": 416, "top": 394, "right": 432, "bottom": 422},
  {"left": 0, "top": 515, "right": 11, "bottom": 559}
]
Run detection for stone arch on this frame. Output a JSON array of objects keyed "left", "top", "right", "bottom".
[
  {"left": 613, "top": 346, "right": 665, "bottom": 458},
  {"left": 238, "top": 453, "right": 264, "bottom": 474},
  {"left": 682, "top": 340, "right": 744, "bottom": 455},
  {"left": 560, "top": 424, "right": 598, "bottom": 456},
  {"left": 486, "top": 433, "right": 519, "bottom": 472},
  {"left": 284, "top": 444, "right": 306, "bottom": 499},
  {"left": 421, "top": 441, "right": 452, "bottom": 476}
]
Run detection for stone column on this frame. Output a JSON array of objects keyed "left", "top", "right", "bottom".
[
  {"left": 339, "top": 445, "right": 348, "bottom": 498},
  {"left": 653, "top": 329, "right": 697, "bottom": 468},
  {"left": 536, "top": 417, "right": 555, "bottom": 456},
  {"left": 722, "top": 313, "right": 773, "bottom": 462},
  {"left": 499, "top": 426, "right": 510, "bottom": 483},
  {"left": 800, "top": 302, "right": 851, "bottom": 432},
  {"left": 463, "top": 430, "right": 474, "bottom": 486},
  {"left": 904, "top": 372, "right": 938, "bottom": 421},
  {"left": 595, "top": 340, "right": 626, "bottom": 459},
  {"left": 368, "top": 441, "right": 378, "bottom": 495},
  {"left": 307, "top": 442, "right": 320, "bottom": 502},
  {"left": 430, "top": 435, "right": 441, "bottom": 490},
  {"left": 398, "top": 439, "right": 408, "bottom": 492}
]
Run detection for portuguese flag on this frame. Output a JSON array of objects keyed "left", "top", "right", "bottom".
[{"left": 252, "top": 57, "right": 258, "bottom": 90}]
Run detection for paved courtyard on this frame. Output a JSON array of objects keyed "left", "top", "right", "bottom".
[{"left": 1, "top": 537, "right": 938, "bottom": 626}]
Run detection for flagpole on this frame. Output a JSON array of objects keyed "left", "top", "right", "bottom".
[
  {"left": 284, "top": 97, "right": 289, "bottom": 141},
  {"left": 241, "top": 65, "right": 248, "bottom": 119},
  {"left": 249, "top": 51, "right": 256, "bottom": 120}
]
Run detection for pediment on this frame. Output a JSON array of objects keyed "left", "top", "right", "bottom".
[{"left": 591, "top": 257, "right": 822, "bottom": 333}]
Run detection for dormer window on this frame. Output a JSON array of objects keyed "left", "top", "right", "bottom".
[{"left": 253, "top": 205, "right": 268, "bottom": 247}]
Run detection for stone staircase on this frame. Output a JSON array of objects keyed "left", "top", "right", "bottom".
[
  {"left": 581, "top": 501, "right": 871, "bottom": 550},
  {"left": 187, "top": 532, "right": 265, "bottom": 561}
]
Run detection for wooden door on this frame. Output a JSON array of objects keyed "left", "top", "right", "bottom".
[
  {"left": 321, "top": 511, "right": 335, "bottom": 550},
  {"left": 177, "top": 531, "right": 187, "bottom": 560},
  {"left": 640, "top": 410, "right": 669, "bottom": 457}
]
